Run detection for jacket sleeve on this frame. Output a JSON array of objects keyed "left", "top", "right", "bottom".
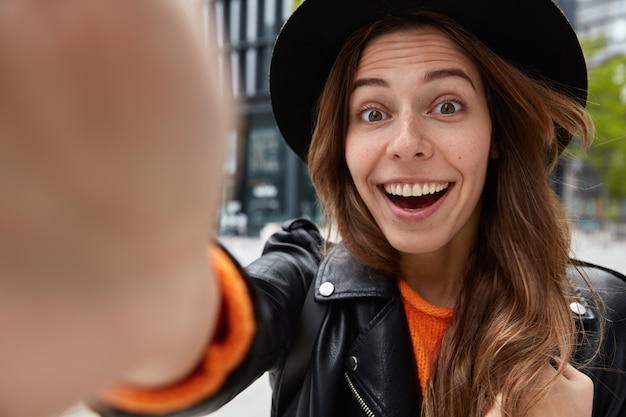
[
  {"left": 569, "top": 261, "right": 626, "bottom": 417},
  {"left": 95, "top": 218, "right": 323, "bottom": 417}
]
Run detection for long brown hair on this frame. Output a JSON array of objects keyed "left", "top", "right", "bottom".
[{"left": 308, "top": 12, "right": 594, "bottom": 417}]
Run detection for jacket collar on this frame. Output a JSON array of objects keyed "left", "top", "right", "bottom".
[{"left": 314, "top": 243, "right": 397, "bottom": 302}]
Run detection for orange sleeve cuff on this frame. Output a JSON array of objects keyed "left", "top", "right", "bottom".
[{"left": 101, "top": 246, "right": 256, "bottom": 414}]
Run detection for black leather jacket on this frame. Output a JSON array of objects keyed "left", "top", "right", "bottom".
[{"left": 101, "top": 218, "right": 626, "bottom": 417}]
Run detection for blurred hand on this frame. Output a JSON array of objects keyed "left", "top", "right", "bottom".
[
  {"left": 0, "top": 0, "right": 228, "bottom": 277},
  {"left": 0, "top": 1, "right": 228, "bottom": 415},
  {"left": 485, "top": 363, "right": 593, "bottom": 417}
]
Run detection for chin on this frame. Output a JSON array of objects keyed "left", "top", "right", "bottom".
[{"left": 384, "top": 233, "right": 446, "bottom": 256}]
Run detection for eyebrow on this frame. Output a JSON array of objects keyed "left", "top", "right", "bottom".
[
  {"left": 352, "top": 78, "right": 389, "bottom": 90},
  {"left": 352, "top": 67, "right": 476, "bottom": 92},
  {"left": 424, "top": 68, "right": 476, "bottom": 91}
]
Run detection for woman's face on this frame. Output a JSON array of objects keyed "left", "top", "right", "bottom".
[{"left": 345, "top": 27, "right": 494, "bottom": 260}]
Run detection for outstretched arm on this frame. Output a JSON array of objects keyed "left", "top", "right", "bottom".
[{"left": 0, "top": 1, "right": 228, "bottom": 416}]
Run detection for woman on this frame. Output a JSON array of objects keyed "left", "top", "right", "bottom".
[{"left": 97, "top": 0, "right": 626, "bottom": 416}]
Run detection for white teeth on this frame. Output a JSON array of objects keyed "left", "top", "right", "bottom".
[{"left": 384, "top": 182, "right": 449, "bottom": 197}]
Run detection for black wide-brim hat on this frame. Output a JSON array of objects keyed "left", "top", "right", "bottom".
[{"left": 269, "top": 0, "right": 588, "bottom": 161}]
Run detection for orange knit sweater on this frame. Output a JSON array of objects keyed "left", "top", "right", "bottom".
[
  {"left": 397, "top": 278, "right": 453, "bottom": 394},
  {"left": 104, "top": 253, "right": 453, "bottom": 413}
]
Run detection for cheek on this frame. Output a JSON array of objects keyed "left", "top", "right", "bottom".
[
  {"left": 344, "top": 136, "right": 377, "bottom": 208},
  {"left": 453, "top": 136, "right": 493, "bottom": 186},
  {"left": 460, "top": 150, "right": 492, "bottom": 193},
  {"left": 344, "top": 135, "right": 366, "bottom": 180},
  {"left": 463, "top": 125, "right": 493, "bottom": 168}
]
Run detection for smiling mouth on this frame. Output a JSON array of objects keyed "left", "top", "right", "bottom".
[{"left": 383, "top": 182, "right": 450, "bottom": 210}]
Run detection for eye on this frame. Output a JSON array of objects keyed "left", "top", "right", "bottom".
[
  {"left": 360, "top": 108, "right": 389, "bottom": 122},
  {"left": 433, "top": 100, "right": 462, "bottom": 115}
]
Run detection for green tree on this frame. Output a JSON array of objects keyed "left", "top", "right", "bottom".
[{"left": 581, "top": 36, "right": 626, "bottom": 202}]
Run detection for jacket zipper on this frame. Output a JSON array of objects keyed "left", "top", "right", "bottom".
[{"left": 344, "top": 372, "right": 376, "bottom": 417}]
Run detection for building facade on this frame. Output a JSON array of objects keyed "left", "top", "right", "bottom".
[
  {"left": 576, "top": 0, "right": 626, "bottom": 61},
  {"left": 202, "top": 0, "right": 317, "bottom": 236}
]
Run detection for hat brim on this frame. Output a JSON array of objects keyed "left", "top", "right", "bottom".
[{"left": 269, "top": 0, "right": 587, "bottom": 160}]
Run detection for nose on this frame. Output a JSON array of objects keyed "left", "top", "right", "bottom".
[{"left": 386, "top": 114, "right": 433, "bottom": 160}]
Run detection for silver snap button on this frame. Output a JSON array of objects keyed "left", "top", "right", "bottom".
[
  {"left": 570, "top": 302, "right": 587, "bottom": 316},
  {"left": 345, "top": 355, "right": 359, "bottom": 372},
  {"left": 319, "top": 281, "right": 335, "bottom": 297}
]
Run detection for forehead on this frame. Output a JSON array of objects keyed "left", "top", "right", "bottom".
[{"left": 355, "top": 27, "right": 479, "bottom": 79}]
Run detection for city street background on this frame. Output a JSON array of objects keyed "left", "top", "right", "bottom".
[{"left": 63, "top": 228, "right": 626, "bottom": 417}]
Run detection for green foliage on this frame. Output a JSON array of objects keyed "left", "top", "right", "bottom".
[{"left": 581, "top": 36, "right": 626, "bottom": 200}]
